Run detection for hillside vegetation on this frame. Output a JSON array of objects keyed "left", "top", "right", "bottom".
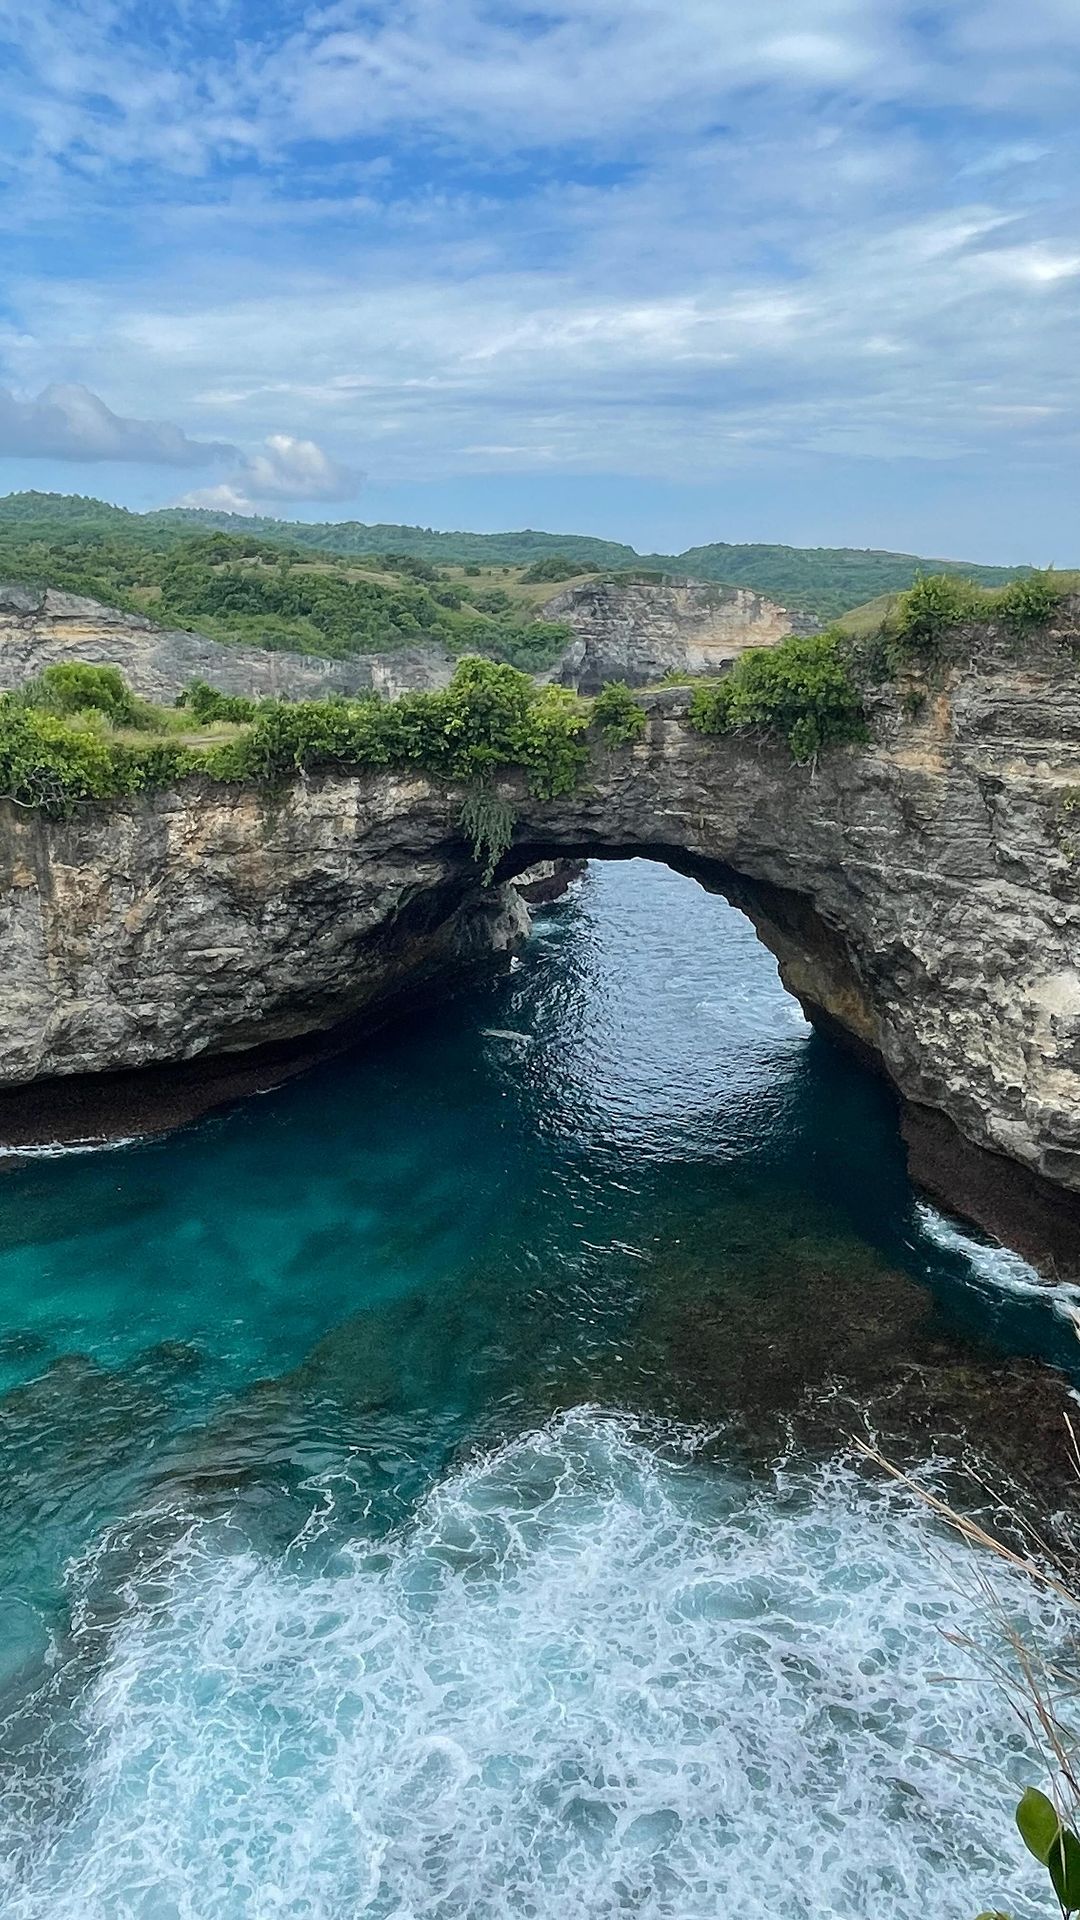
[
  {"left": 0, "top": 504, "right": 575, "bottom": 672},
  {"left": 0, "top": 493, "right": 1047, "bottom": 625},
  {"left": 654, "top": 542, "right": 1024, "bottom": 620}
]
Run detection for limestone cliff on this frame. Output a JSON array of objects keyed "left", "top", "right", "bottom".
[
  {"left": 0, "top": 575, "right": 809, "bottom": 709},
  {"left": 540, "top": 576, "right": 818, "bottom": 692},
  {"left": 1, "top": 604, "right": 1079, "bottom": 1269},
  {"left": 0, "top": 585, "right": 455, "bottom": 703}
]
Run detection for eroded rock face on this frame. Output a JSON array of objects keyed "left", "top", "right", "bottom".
[
  {"left": 0, "top": 574, "right": 808, "bottom": 710},
  {"left": 1, "top": 606, "right": 1080, "bottom": 1265},
  {"left": 0, "top": 585, "right": 455, "bottom": 703},
  {"left": 541, "top": 576, "right": 818, "bottom": 692}
]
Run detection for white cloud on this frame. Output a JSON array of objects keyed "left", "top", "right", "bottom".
[
  {"left": 0, "top": 382, "right": 234, "bottom": 465},
  {"left": 3, "top": 0, "right": 1075, "bottom": 188},
  {"left": 977, "top": 246, "right": 1080, "bottom": 286},
  {"left": 177, "top": 435, "right": 359, "bottom": 510},
  {"left": 175, "top": 483, "right": 258, "bottom": 515},
  {"left": 0, "top": 375, "right": 357, "bottom": 503},
  {"left": 237, "top": 433, "right": 357, "bottom": 500}
]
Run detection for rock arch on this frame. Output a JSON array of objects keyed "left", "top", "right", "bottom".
[{"left": 0, "top": 664, "right": 1078, "bottom": 1273}]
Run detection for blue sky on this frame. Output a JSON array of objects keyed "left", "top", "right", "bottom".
[{"left": 0, "top": 0, "right": 1077, "bottom": 559}]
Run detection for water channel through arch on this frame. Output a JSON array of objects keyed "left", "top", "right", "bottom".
[{"left": 0, "top": 857, "right": 1075, "bottom": 1918}]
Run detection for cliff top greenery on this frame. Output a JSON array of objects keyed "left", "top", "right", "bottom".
[
  {"left": 0, "top": 490, "right": 1047, "bottom": 624},
  {"left": 0, "top": 632, "right": 850, "bottom": 830},
  {"left": 0, "top": 570, "right": 1069, "bottom": 830},
  {"left": 0, "top": 657, "right": 597, "bottom": 823}
]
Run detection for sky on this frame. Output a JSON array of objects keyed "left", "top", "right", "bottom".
[{"left": 0, "top": 1, "right": 1078, "bottom": 560}]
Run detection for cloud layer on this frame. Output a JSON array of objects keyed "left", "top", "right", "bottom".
[
  {"left": 0, "top": 384, "right": 233, "bottom": 467},
  {"left": 0, "top": 2, "right": 1077, "bottom": 545},
  {"left": 0, "top": 386, "right": 355, "bottom": 509}
]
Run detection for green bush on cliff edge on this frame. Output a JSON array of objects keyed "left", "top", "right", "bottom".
[
  {"left": 0, "top": 658, "right": 594, "bottom": 817},
  {"left": 885, "top": 568, "right": 1066, "bottom": 665},
  {"left": 0, "top": 636, "right": 873, "bottom": 819},
  {"left": 0, "top": 704, "right": 197, "bottom": 814},
  {"left": 688, "top": 630, "right": 866, "bottom": 763}
]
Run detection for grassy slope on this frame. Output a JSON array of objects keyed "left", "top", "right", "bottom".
[
  {"left": 837, "top": 571, "right": 1080, "bottom": 637},
  {"left": 0, "top": 505, "right": 580, "bottom": 669}
]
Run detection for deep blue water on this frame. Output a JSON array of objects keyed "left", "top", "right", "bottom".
[{"left": 0, "top": 861, "right": 1074, "bottom": 1919}]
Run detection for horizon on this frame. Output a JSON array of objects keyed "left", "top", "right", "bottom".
[{"left": 1, "top": 5, "right": 1078, "bottom": 562}]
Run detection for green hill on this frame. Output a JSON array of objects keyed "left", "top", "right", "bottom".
[
  {"left": 0, "top": 491, "right": 1053, "bottom": 625},
  {"left": 636, "top": 542, "right": 1026, "bottom": 622}
]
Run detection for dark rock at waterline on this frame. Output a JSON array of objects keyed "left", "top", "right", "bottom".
[
  {"left": 513, "top": 858, "right": 587, "bottom": 904},
  {"left": 652, "top": 1241, "right": 1080, "bottom": 1538},
  {"left": 0, "top": 884, "right": 530, "bottom": 1149},
  {"left": 903, "top": 1102, "right": 1080, "bottom": 1285}
]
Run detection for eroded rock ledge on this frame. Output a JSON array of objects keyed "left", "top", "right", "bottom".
[{"left": 1, "top": 614, "right": 1079, "bottom": 1270}]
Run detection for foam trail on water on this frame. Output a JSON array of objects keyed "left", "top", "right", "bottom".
[
  {"left": 0, "top": 1410, "right": 1059, "bottom": 1919},
  {"left": 0, "top": 1135, "right": 147, "bottom": 1159},
  {"left": 915, "top": 1202, "right": 1080, "bottom": 1319}
]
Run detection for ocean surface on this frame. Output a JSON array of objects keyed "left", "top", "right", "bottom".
[{"left": 0, "top": 858, "right": 1075, "bottom": 1919}]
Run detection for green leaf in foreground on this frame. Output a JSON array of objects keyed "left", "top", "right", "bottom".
[
  {"left": 1016, "top": 1787, "right": 1061, "bottom": 1864},
  {"left": 1048, "top": 1827, "right": 1080, "bottom": 1911}
]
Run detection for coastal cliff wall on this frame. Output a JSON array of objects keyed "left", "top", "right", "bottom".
[
  {"left": 1, "top": 612, "right": 1079, "bottom": 1268},
  {"left": 541, "top": 577, "right": 817, "bottom": 692},
  {"left": 0, "top": 576, "right": 809, "bottom": 707},
  {"left": 0, "top": 585, "right": 456, "bottom": 703}
]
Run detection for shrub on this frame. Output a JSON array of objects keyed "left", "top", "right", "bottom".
[
  {"left": 178, "top": 680, "right": 259, "bottom": 725},
  {"left": 393, "top": 658, "right": 587, "bottom": 796},
  {"left": 890, "top": 574, "right": 982, "bottom": 662},
  {"left": 459, "top": 787, "right": 517, "bottom": 883},
  {"left": 455, "top": 618, "right": 572, "bottom": 673},
  {"left": 519, "top": 554, "right": 594, "bottom": 583},
  {"left": 0, "top": 704, "right": 120, "bottom": 813},
  {"left": 513, "top": 685, "right": 589, "bottom": 799},
  {"left": 20, "top": 662, "right": 141, "bottom": 726},
  {"left": 201, "top": 694, "right": 400, "bottom": 783},
  {"left": 995, "top": 570, "right": 1064, "bottom": 634},
  {"left": 591, "top": 681, "right": 647, "bottom": 746},
  {"left": 111, "top": 740, "right": 199, "bottom": 793},
  {"left": 689, "top": 631, "right": 865, "bottom": 763},
  {"left": 470, "top": 588, "right": 512, "bottom": 615},
  {"left": 200, "top": 658, "right": 588, "bottom": 800}
]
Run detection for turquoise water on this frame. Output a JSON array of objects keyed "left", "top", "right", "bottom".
[{"left": 0, "top": 860, "right": 1075, "bottom": 1918}]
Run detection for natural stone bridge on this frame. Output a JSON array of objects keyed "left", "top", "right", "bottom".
[{"left": 2, "top": 622, "right": 1080, "bottom": 1272}]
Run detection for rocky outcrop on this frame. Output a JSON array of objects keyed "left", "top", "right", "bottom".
[
  {"left": 0, "top": 575, "right": 806, "bottom": 711},
  {"left": 512, "top": 859, "right": 587, "bottom": 903},
  {"left": 541, "top": 576, "right": 818, "bottom": 692},
  {"left": 1, "top": 603, "right": 1080, "bottom": 1268},
  {"left": 0, "top": 585, "right": 455, "bottom": 703}
]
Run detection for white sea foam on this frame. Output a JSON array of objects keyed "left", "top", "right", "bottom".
[
  {"left": 0, "top": 1409, "right": 1060, "bottom": 1919},
  {"left": 915, "top": 1202, "right": 1080, "bottom": 1322},
  {"left": 0, "top": 1134, "right": 146, "bottom": 1159}
]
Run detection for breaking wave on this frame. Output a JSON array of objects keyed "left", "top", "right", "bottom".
[{"left": 0, "top": 1409, "right": 1058, "bottom": 1920}]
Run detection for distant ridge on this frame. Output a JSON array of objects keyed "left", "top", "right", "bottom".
[{"left": 0, "top": 490, "right": 1043, "bottom": 620}]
